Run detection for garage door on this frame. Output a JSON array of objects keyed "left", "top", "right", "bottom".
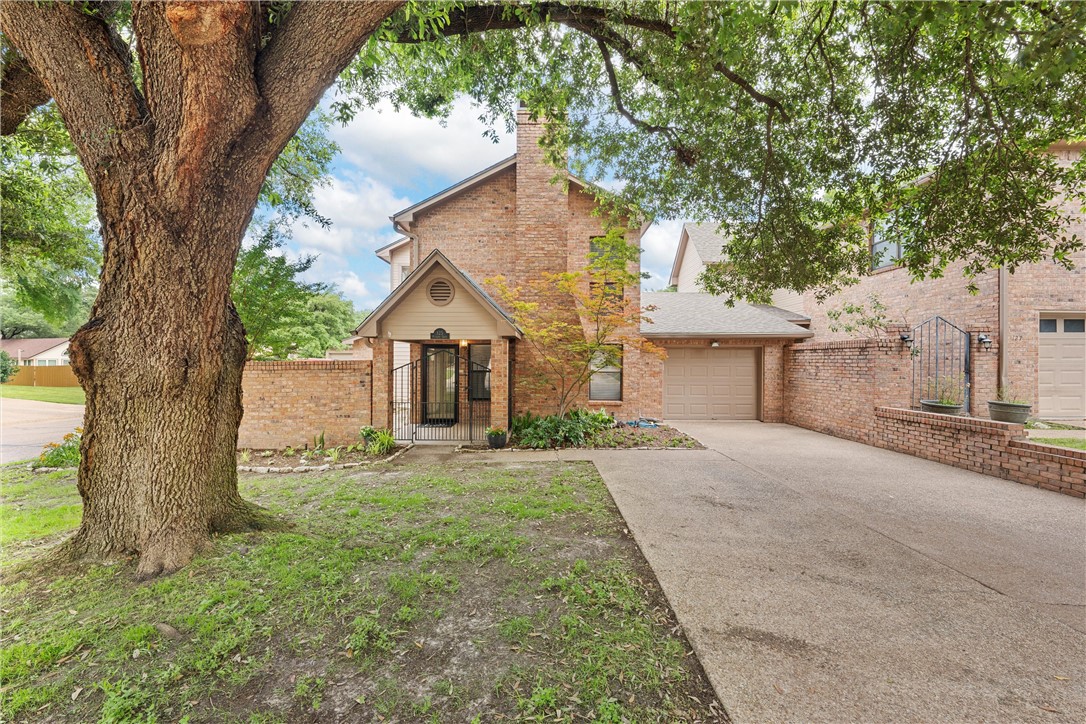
[
  {"left": 663, "top": 347, "right": 759, "bottom": 419},
  {"left": 1039, "top": 314, "right": 1086, "bottom": 419}
]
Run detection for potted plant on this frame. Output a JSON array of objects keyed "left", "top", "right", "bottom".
[
  {"left": 485, "top": 425, "right": 508, "bottom": 449},
  {"left": 920, "top": 375, "right": 965, "bottom": 415},
  {"left": 988, "top": 388, "right": 1032, "bottom": 424}
]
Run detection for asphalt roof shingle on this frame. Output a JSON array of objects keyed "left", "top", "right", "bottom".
[
  {"left": 641, "top": 293, "right": 813, "bottom": 338},
  {"left": 683, "top": 222, "right": 728, "bottom": 264}
]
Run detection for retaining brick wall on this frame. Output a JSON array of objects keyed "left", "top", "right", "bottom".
[
  {"left": 239, "top": 360, "right": 372, "bottom": 450},
  {"left": 784, "top": 336, "right": 913, "bottom": 443},
  {"left": 873, "top": 407, "right": 1086, "bottom": 497}
]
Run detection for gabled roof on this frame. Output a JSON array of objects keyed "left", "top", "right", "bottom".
[
  {"left": 375, "top": 237, "right": 411, "bottom": 263},
  {"left": 752, "top": 303, "right": 811, "bottom": 324},
  {"left": 0, "top": 337, "right": 69, "bottom": 359},
  {"left": 355, "top": 249, "right": 522, "bottom": 339},
  {"left": 641, "top": 293, "right": 813, "bottom": 339},
  {"left": 668, "top": 222, "right": 729, "bottom": 286},
  {"left": 389, "top": 154, "right": 609, "bottom": 230},
  {"left": 391, "top": 156, "right": 518, "bottom": 227}
]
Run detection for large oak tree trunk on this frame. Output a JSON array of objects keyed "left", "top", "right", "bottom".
[
  {"left": 0, "top": 0, "right": 401, "bottom": 576},
  {"left": 65, "top": 164, "right": 273, "bottom": 579}
]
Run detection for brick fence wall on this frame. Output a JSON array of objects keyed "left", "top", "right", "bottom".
[
  {"left": 873, "top": 407, "right": 1085, "bottom": 497},
  {"left": 784, "top": 336, "right": 913, "bottom": 443},
  {"left": 239, "top": 360, "right": 372, "bottom": 450}
]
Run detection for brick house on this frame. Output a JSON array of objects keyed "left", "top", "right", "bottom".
[
  {"left": 350, "top": 108, "right": 812, "bottom": 441},
  {"left": 668, "top": 141, "right": 1086, "bottom": 422}
]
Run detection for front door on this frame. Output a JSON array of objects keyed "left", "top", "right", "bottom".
[{"left": 422, "top": 346, "right": 457, "bottom": 425}]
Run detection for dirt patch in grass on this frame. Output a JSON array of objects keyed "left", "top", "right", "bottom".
[
  {"left": 1, "top": 461, "right": 728, "bottom": 722},
  {"left": 586, "top": 423, "right": 702, "bottom": 449}
]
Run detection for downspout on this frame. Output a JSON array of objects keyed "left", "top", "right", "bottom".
[
  {"left": 998, "top": 265, "right": 1008, "bottom": 392},
  {"left": 392, "top": 217, "right": 419, "bottom": 272}
]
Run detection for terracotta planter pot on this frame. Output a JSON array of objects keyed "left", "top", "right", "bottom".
[
  {"left": 920, "top": 400, "right": 964, "bottom": 415},
  {"left": 988, "top": 400, "right": 1031, "bottom": 424}
]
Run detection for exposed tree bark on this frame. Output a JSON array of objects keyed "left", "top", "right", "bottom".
[{"left": 0, "top": 0, "right": 401, "bottom": 578}]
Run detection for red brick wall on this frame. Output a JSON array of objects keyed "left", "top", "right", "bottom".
[
  {"left": 801, "top": 146, "right": 1085, "bottom": 415},
  {"left": 401, "top": 108, "right": 651, "bottom": 421},
  {"left": 239, "top": 360, "right": 372, "bottom": 449},
  {"left": 873, "top": 407, "right": 1086, "bottom": 498},
  {"left": 784, "top": 337, "right": 913, "bottom": 443}
]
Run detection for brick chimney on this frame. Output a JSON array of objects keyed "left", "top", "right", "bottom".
[{"left": 515, "top": 106, "right": 567, "bottom": 282}]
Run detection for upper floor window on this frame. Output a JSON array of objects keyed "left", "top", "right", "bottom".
[
  {"left": 870, "top": 219, "right": 903, "bottom": 270},
  {"left": 398, "top": 265, "right": 410, "bottom": 287}
]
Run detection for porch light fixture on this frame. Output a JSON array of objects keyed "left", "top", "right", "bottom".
[
  {"left": 459, "top": 339, "right": 468, "bottom": 348},
  {"left": 710, "top": 340, "right": 720, "bottom": 348},
  {"left": 899, "top": 332, "right": 913, "bottom": 347},
  {"left": 977, "top": 333, "right": 993, "bottom": 350}
]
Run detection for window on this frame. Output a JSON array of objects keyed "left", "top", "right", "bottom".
[
  {"left": 589, "top": 347, "right": 622, "bottom": 401},
  {"left": 1040, "top": 318, "right": 1058, "bottom": 333},
  {"left": 1065, "top": 318, "right": 1085, "bottom": 333},
  {"left": 397, "top": 265, "right": 410, "bottom": 288},
  {"left": 870, "top": 219, "right": 903, "bottom": 270},
  {"left": 468, "top": 344, "right": 491, "bottom": 400}
]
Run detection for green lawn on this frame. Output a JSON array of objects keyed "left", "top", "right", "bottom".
[
  {"left": 0, "top": 385, "right": 85, "bottom": 405},
  {"left": 0, "top": 461, "right": 725, "bottom": 723},
  {"left": 1031, "top": 437, "right": 1086, "bottom": 451}
]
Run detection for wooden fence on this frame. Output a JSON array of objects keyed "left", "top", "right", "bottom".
[{"left": 4, "top": 364, "right": 81, "bottom": 387}]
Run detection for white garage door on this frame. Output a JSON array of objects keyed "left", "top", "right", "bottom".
[
  {"left": 1039, "top": 314, "right": 1086, "bottom": 420},
  {"left": 663, "top": 347, "right": 759, "bottom": 419}
]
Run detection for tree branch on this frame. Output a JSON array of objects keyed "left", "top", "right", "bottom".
[
  {"left": 254, "top": 1, "right": 402, "bottom": 162},
  {"left": 0, "top": 48, "right": 51, "bottom": 135},
  {"left": 386, "top": 1, "right": 791, "bottom": 122},
  {"left": 0, "top": 1, "right": 147, "bottom": 177},
  {"left": 594, "top": 38, "right": 674, "bottom": 138}
]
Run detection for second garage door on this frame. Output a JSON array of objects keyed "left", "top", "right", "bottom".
[{"left": 663, "top": 347, "right": 759, "bottom": 419}]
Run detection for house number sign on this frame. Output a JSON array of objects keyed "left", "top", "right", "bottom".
[{"left": 430, "top": 328, "right": 451, "bottom": 340}]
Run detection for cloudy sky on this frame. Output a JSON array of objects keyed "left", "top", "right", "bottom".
[{"left": 279, "top": 98, "right": 684, "bottom": 311}]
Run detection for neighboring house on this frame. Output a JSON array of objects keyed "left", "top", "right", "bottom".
[
  {"left": 665, "top": 142, "right": 1086, "bottom": 421},
  {"left": 669, "top": 222, "right": 807, "bottom": 313},
  {"left": 0, "top": 337, "right": 70, "bottom": 366},
  {"left": 356, "top": 108, "right": 813, "bottom": 440}
]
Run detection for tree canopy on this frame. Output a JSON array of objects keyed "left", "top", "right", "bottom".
[
  {"left": 0, "top": 103, "right": 98, "bottom": 322},
  {"left": 339, "top": 0, "right": 1085, "bottom": 299}
]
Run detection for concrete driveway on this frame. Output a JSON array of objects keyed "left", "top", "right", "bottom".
[
  {"left": 587, "top": 422, "right": 1085, "bottom": 723},
  {"left": 0, "top": 398, "right": 84, "bottom": 463}
]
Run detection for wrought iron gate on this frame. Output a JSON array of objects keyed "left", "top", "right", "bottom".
[
  {"left": 391, "top": 346, "right": 491, "bottom": 443},
  {"left": 910, "top": 316, "right": 971, "bottom": 413}
]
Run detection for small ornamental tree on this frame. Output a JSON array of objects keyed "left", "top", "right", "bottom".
[{"left": 489, "top": 229, "right": 661, "bottom": 417}]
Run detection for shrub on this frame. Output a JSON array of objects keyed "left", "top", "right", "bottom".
[
  {"left": 0, "top": 351, "right": 17, "bottom": 383},
  {"left": 510, "top": 409, "right": 613, "bottom": 449},
  {"left": 35, "top": 429, "right": 81, "bottom": 468},
  {"left": 365, "top": 428, "right": 396, "bottom": 456}
]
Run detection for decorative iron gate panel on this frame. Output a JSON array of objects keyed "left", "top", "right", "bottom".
[
  {"left": 391, "top": 346, "right": 491, "bottom": 443},
  {"left": 910, "top": 316, "right": 971, "bottom": 413}
]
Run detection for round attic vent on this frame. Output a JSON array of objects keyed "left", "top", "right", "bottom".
[{"left": 427, "top": 278, "right": 454, "bottom": 306}]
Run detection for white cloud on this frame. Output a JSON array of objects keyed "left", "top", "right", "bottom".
[
  {"left": 331, "top": 97, "right": 514, "bottom": 185},
  {"left": 639, "top": 219, "right": 684, "bottom": 290},
  {"left": 290, "top": 173, "right": 409, "bottom": 256}
]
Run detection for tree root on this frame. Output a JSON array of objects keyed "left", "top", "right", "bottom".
[{"left": 44, "top": 499, "right": 289, "bottom": 580}]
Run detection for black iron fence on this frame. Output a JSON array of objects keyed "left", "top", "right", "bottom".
[
  {"left": 390, "top": 348, "right": 491, "bottom": 443},
  {"left": 910, "top": 316, "right": 971, "bottom": 413}
]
